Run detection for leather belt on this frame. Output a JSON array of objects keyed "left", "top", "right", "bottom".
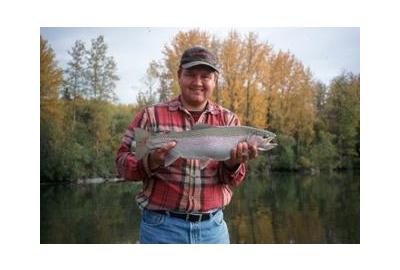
[{"left": 151, "top": 209, "right": 218, "bottom": 222}]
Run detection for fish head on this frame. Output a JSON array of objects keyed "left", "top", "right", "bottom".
[{"left": 252, "top": 128, "right": 276, "bottom": 139}]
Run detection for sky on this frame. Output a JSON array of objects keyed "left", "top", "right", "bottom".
[{"left": 40, "top": 27, "right": 360, "bottom": 104}]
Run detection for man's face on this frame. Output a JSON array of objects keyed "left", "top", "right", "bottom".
[{"left": 178, "top": 66, "right": 217, "bottom": 109}]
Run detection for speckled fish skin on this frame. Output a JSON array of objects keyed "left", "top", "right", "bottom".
[{"left": 133, "top": 124, "right": 277, "bottom": 168}]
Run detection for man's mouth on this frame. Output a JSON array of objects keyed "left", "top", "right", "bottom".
[{"left": 191, "top": 88, "right": 204, "bottom": 94}]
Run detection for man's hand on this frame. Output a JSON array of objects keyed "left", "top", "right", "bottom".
[
  {"left": 224, "top": 142, "right": 258, "bottom": 169},
  {"left": 148, "top": 141, "right": 176, "bottom": 170}
]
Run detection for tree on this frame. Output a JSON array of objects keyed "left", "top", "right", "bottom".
[
  {"left": 267, "top": 51, "right": 316, "bottom": 142},
  {"left": 156, "top": 63, "right": 173, "bottom": 102},
  {"left": 218, "top": 31, "right": 272, "bottom": 128},
  {"left": 41, "top": 36, "right": 63, "bottom": 115},
  {"left": 241, "top": 32, "right": 271, "bottom": 127},
  {"left": 310, "top": 127, "right": 337, "bottom": 171},
  {"left": 40, "top": 36, "right": 64, "bottom": 182},
  {"left": 314, "top": 81, "right": 328, "bottom": 114},
  {"left": 63, "top": 40, "right": 87, "bottom": 100},
  {"left": 136, "top": 61, "right": 159, "bottom": 108},
  {"left": 220, "top": 30, "right": 244, "bottom": 114},
  {"left": 324, "top": 72, "right": 360, "bottom": 169},
  {"left": 62, "top": 40, "right": 87, "bottom": 128},
  {"left": 86, "top": 35, "right": 119, "bottom": 102}
]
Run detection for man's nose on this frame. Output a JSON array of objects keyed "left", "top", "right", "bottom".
[{"left": 191, "top": 75, "right": 202, "bottom": 85}]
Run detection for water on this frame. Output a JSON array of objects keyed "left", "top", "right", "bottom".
[{"left": 40, "top": 171, "right": 359, "bottom": 244}]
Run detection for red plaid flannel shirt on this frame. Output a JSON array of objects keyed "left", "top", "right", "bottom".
[{"left": 115, "top": 96, "right": 246, "bottom": 213}]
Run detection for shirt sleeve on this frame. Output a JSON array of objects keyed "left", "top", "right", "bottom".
[
  {"left": 115, "top": 109, "right": 152, "bottom": 181},
  {"left": 218, "top": 111, "right": 247, "bottom": 187}
]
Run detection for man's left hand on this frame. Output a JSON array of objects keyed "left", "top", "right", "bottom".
[{"left": 224, "top": 142, "right": 258, "bottom": 169}]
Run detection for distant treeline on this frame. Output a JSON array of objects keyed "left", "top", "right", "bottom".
[{"left": 40, "top": 30, "right": 359, "bottom": 182}]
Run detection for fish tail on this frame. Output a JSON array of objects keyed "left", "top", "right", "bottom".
[{"left": 134, "top": 128, "right": 150, "bottom": 159}]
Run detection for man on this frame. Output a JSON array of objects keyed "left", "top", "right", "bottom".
[{"left": 116, "top": 46, "right": 258, "bottom": 244}]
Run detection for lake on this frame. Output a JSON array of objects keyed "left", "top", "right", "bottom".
[{"left": 40, "top": 170, "right": 359, "bottom": 244}]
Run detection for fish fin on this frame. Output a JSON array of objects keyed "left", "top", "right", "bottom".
[
  {"left": 192, "top": 123, "right": 213, "bottom": 130},
  {"left": 164, "top": 149, "right": 180, "bottom": 167},
  {"left": 199, "top": 159, "right": 211, "bottom": 170},
  {"left": 134, "top": 128, "right": 150, "bottom": 159}
]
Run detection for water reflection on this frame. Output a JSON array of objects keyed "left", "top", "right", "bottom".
[
  {"left": 41, "top": 171, "right": 359, "bottom": 244},
  {"left": 41, "top": 183, "right": 140, "bottom": 243}
]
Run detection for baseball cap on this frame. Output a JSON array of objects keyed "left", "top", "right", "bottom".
[{"left": 179, "top": 46, "right": 220, "bottom": 73}]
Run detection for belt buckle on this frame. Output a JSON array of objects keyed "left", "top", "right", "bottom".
[{"left": 187, "top": 213, "right": 202, "bottom": 222}]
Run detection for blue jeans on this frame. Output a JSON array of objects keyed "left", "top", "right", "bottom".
[{"left": 139, "top": 209, "right": 230, "bottom": 244}]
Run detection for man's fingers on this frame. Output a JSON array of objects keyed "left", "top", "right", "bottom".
[
  {"left": 153, "top": 141, "right": 176, "bottom": 159},
  {"left": 227, "top": 141, "right": 260, "bottom": 168},
  {"left": 241, "top": 143, "right": 248, "bottom": 157},
  {"left": 231, "top": 147, "right": 237, "bottom": 160},
  {"left": 249, "top": 144, "right": 258, "bottom": 159},
  {"left": 233, "top": 142, "right": 248, "bottom": 162},
  {"left": 235, "top": 143, "right": 241, "bottom": 159},
  {"left": 150, "top": 141, "right": 176, "bottom": 170},
  {"left": 157, "top": 141, "right": 176, "bottom": 153},
  {"left": 163, "top": 141, "right": 176, "bottom": 151}
]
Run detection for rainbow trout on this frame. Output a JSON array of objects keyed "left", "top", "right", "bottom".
[{"left": 133, "top": 124, "right": 277, "bottom": 169}]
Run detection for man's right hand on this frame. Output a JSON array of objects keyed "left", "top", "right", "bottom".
[{"left": 148, "top": 141, "right": 177, "bottom": 170}]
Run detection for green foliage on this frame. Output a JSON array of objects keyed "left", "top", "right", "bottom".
[
  {"left": 310, "top": 130, "right": 338, "bottom": 171},
  {"left": 262, "top": 72, "right": 359, "bottom": 172},
  {"left": 41, "top": 98, "right": 135, "bottom": 182},
  {"left": 40, "top": 36, "right": 64, "bottom": 182},
  {"left": 247, "top": 154, "right": 272, "bottom": 176},
  {"left": 297, "top": 156, "right": 312, "bottom": 169},
  {"left": 271, "top": 134, "right": 297, "bottom": 171},
  {"left": 41, "top": 36, "right": 130, "bottom": 182},
  {"left": 323, "top": 73, "right": 360, "bottom": 169}
]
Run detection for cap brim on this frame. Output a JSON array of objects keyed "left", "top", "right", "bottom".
[{"left": 181, "top": 61, "right": 219, "bottom": 72}]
